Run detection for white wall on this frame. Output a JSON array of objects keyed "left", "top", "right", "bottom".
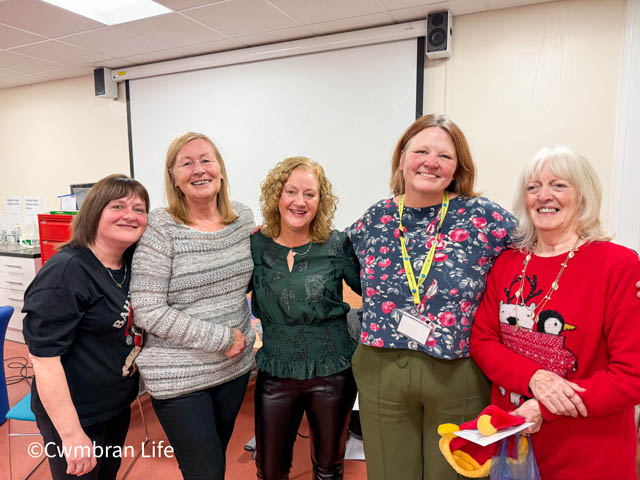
[
  {"left": 613, "top": 0, "right": 640, "bottom": 251},
  {"left": 0, "top": 75, "right": 129, "bottom": 221},
  {"left": 425, "top": 0, "right": 625, "bottom": 231}
]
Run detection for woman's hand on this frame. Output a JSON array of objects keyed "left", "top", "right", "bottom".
[
  {"left": 62, "top": 430, "right": 97, "bottom": 476},
  {"left": 250, "top": 224, "right": 264, "bottom": 235},
  {"left": 513, "top": 399, "right": 543, "bottom": 435},
  {"left": 225, "top": 328, "right": 247, "bottom": 358},
  {"left": 529, "top": 369, "right": 587, "bottom": 417}
]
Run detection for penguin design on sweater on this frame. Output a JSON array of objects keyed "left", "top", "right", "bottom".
[{"left": 497, "top": 276, "right": 578, "bottom": 407}]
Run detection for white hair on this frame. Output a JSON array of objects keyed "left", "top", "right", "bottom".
[{"left": 512, "top": 145, "right": 612, "bottom": 251}]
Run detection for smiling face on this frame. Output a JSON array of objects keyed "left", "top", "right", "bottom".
[
  {"left": 95, "top": 194, "right": 147, "bottom": 250},
  {"left": 525, "top": 165, "right": 579, "bottom": 237},
  {"left": 278, "top": 167, "right": 319, "bottom": 237},
  {"left": 171, "top": 138, "right": 222, "bottom": 206},
  {"left": 401, "top": 127, "right": 458, "bottom": 206}
]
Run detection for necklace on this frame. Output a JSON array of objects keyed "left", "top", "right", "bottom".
[
  {"left": 291, "top": 242, "right": 312, "bottom": 257},
  {"left": 514, "top": 237, "right": 581, "bottom": 328},
  {"left": 106, "top": 263, "right": 127, "bottom": 289}
]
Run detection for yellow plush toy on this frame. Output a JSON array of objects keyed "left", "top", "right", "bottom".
[{"left": 438, "top": 405, "right": 529, "bottom": 478}]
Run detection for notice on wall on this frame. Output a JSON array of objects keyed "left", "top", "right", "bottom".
[
  {"left": 4, "top": 196, "right": 20, "bottom": 214},
  {"left": 24, "top": 196, "right": 42, "bottom": 214}
]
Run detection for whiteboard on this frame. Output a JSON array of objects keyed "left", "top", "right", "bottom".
[{"left": 128, "top": 39, "right": 419, "bottom": 229}]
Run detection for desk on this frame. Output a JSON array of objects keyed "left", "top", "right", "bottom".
[{"left": 0, "top": 246, "right": 41, "bottom": 343}]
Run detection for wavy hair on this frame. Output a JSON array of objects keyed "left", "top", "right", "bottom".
[
  {"left": 260, "top": 157, "right": 337, "bottom": 243},
  {"left": 512, "top": 145, "right": 612, "bottom": 251},
  {"left": 390, "top": 114, "right": 478, "bottom": 197},
  {"left": 164, "top": 132, "right": 237, "bottom": 225}
]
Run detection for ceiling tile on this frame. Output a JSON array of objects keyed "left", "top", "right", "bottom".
[
  {"left": 10, "top": 40, "right": 108, "bottom": 65},
  {"left": 0, "top": 0, "right": 104, "bottom": 37},
  {"left": 61, "top": 27, "right": 166, "bottom": 58},
  {"left": 154, "top": 0, "right": 225, "bottom": 10},
  {"left": 0, "top": 22, "right": 46, "bottom": 48},
  {"left": 239, "top": 25, "right": 313, "bottom": 46},
  {"left": 9, "top": 72, "right": 54, "bottom": 86},
  {"left": 92, "top": 57, "right": 131, "bottom": 69},
  {"left": 36, "top": 66, "right": 92, "bottom": 81},
  {"left": 0, "top": 50, "right": 63, "bottom": 74},
  {"left": 378, "top": 0, "right": 446, "bottom": 9},
  {"left": 183, "top": 0, "right": 299, "bottom": 37},
  {"left": 486, "top": 0, "right": 551, "bottom": 9},
  {"left": 387, "top": 0, "right": 486, "bottom": 21},
  {"left": 116, "top": 12, "right": 227, "bottom": 49},
  {"left": 307, "top": 12, "right": 395, "bottom": 35},
  {"left": 169, "top": 38, "right": 247, "bottom": 56},
  {"left": 118, "top": 49, "right": 181, "bottom": 66},
  {"left": 0, "top": 65, "right": 20, "bottom": 80},
  {"left": 269, "top": 0, "right": 384, "bottom": 25}
]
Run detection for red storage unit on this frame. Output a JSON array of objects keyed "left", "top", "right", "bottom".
[{"left": 38, "top": 214, "right": 75, "bottom": 265}]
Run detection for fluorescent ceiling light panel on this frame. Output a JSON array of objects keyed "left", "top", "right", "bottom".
[{"left": 42, "top": 0, "right": 172, "bottom": 25}]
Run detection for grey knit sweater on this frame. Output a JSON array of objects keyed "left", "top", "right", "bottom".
[{"left": 130, "top": 202, "right": 255, "bottom": 400}]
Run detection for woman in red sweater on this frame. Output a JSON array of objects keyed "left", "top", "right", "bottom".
[{"left": 470, "top": 145, "right": 640, "bottom": 480}]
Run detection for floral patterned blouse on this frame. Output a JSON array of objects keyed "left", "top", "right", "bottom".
[
  {"left": 346, "top": 195, "right": 517, "bottom": 359},
  {"left": 251, "top": 230, "right": 362, "bottom": 379}
]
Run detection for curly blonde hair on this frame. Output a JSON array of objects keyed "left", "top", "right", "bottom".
[{"left": 260, "top": 157, "right": 337, "bottom": 243}]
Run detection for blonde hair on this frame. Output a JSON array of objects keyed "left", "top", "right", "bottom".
[
  {"left": 260, "top": 157, "right": 337, "bottom": 243},
  {"left": 390, "top": 114, "right": 478, "bottom": 197},
  {"left": 513, "top": 145, "right": 612, "bottom": 251},
  {"left": 164, "top": 132, "right": 237, "bottom": 225}
]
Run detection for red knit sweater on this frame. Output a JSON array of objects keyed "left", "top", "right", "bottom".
[{"left": 471, "top": 241, "right": 640, "bottom": 480}]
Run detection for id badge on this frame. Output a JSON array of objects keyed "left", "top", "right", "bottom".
[{"left": 396, "top": 308, "right": 435, "bottom": 346}]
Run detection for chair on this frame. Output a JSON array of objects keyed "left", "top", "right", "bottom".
[
  {"left": 6, "top": 393, "right": 47, "bottom": 480},
  {"left": 0, "top": 305, "right": 14, "bottom": 423}
]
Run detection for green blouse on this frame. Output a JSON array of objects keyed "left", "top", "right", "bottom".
[{"left": 250, "top": 230, "right": 362, "bottom": 380}]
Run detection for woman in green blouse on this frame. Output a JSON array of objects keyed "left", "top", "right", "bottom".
[{"left": 251, "top": 156, "right": 362, "bottom": 480}]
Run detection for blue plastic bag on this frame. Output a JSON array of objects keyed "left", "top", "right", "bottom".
[{"left": 489, "top": 433, "right": 541, "bottom": 480}]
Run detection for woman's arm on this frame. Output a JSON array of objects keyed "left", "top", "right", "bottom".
[
  {"left": 532, "top": 249, "right": 640, "bottom": 422},
  {"left": 30, "top": 355, "right": 97, "bottom": 476},
  {"left": 540, "top": 259, "right": 640, "bottom": 421},
  {"left": 341, "top": 234, "right": 362, "bottom": 296},
  {"left": 130, "top": 221, "right": 237, "bottom": 354}
]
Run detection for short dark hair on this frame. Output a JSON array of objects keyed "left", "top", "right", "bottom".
[{"left": 64, "top": 174, "right": 150, "bottom": 248}]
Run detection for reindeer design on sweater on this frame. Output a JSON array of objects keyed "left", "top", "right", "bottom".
[{"left": 497, "top": 274, "right": 578, "bottom": 407}]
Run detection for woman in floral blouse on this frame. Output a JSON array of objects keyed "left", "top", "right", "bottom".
[
  {"left": 251, "top": 156, "right": 361, "bottom": 480},
  {"left": 346, "top": 114, "right": 517, "bottom": 480}
]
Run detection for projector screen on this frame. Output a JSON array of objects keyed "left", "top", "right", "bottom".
[{"left": 128, "top": 38, "right": 420, "bottom": 229}]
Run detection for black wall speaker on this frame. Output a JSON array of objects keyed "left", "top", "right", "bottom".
[
  {"left": 426, "top": 10, "right": 452, "bottom": 59},
  {"left": 94, "top": 67, "right": 118, "bottom": 99}
]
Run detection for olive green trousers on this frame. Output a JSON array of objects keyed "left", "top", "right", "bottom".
[{"left": 351, "top": 344, "right": 490, "bottom": 480}]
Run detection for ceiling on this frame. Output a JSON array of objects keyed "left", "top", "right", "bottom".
[{"left": 0, "top": 0, "right": 555, "bottom": 90}]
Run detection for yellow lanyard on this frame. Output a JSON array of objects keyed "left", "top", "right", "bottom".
[{"left": 398, "top": 192, "right": 449, "bottom": 306}]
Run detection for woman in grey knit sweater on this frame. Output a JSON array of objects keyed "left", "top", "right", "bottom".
[{"left": 130, "top": 132, "right": 255, "bottom": 480}]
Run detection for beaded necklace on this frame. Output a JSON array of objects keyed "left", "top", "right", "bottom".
[{"left": 514, "top": 237, "right": 581, "bottom": 328}]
